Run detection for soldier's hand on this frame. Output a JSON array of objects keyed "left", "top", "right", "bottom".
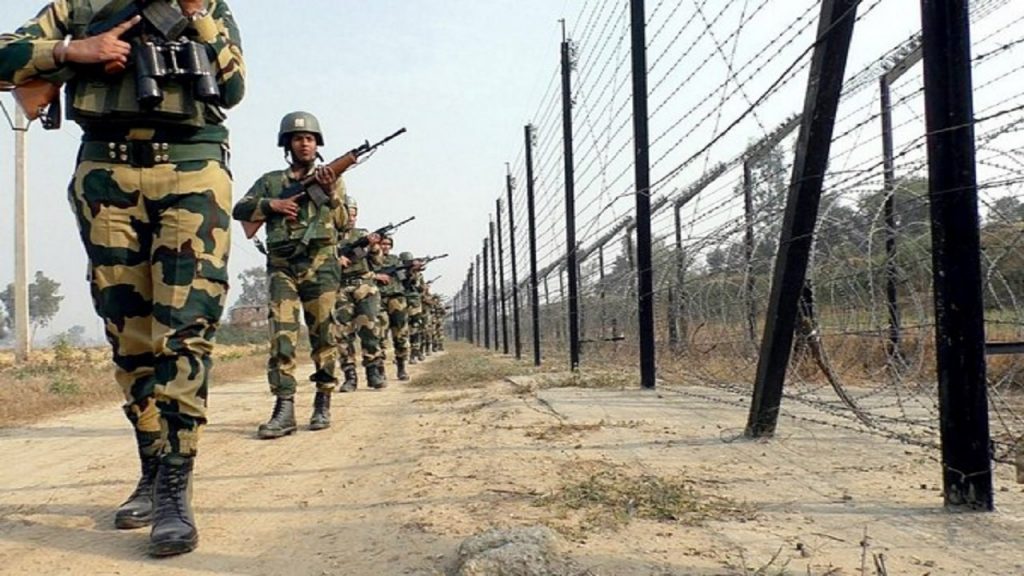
[
  {"left": 375, "top": 274, "right": 391, "bottom": 285},
  {"left": 367, "top": 233, "right": 382, "bottom": 245},
  {"left": 62, "top": 16, "right": 141, "bottom": 66},
  {"left": 270, "top": 197, "right": 300, "bottom": 220},
  {"left": 339, "top": 256, "right": 352, "bottom": 268},
  {"left": 314, "top": 166, "right": 337, "bottom": 189},
  {"left": 178, "top": 0, "right": 207, "bottom": 16}
]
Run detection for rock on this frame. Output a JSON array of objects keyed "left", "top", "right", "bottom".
[{"left": 449, "top": 526, "right": 580, "bottom": 576}]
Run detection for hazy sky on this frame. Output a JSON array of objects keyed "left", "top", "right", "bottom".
[
  {"left": 2, "top": 0, "right": 1022, "bottom": 346},
  {"left": 0, "top": 0, "right": 578, "bottom": 343}
]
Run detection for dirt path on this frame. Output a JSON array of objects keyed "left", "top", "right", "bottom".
[{"left": 1, "top": 345, "right": 1023, "bottom": 575}]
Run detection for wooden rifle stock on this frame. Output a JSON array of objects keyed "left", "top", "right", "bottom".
[{"left": 241, "top": 151, "right": 359, "bottom": 239}]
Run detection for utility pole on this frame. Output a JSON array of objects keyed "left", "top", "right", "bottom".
[{"left": 14, "top": 106, "right": 30, "bottom": 362}]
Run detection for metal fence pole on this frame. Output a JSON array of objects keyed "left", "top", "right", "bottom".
[
  {"left": 497, "top": 199, "right": 510, "bottom": 354},
  {"left": 506, "top": 168, "right": 523, "bottom": 359},
  {"left": 525, "top": 125, "right": 542, "bottom": 366},
  {"left": 561, "top": 28, "right": 582, "bottom": 371}
]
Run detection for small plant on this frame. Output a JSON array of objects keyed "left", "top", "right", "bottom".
[{"left": 48, "top": 372, "right": 80, "bottom": 396}]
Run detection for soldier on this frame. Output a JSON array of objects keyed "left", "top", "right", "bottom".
[
  {"left": 421, "top": 288, "right": 434, "bottom": 358},
  {"left": 232, "top": 111, "right": 345, "bottom": 439},
  {"left": 432, "top": 295, "right": 447, "bottom": 352},
  {"left": 403, "top": 253, "right": 427, "bottom": 364},
  {"left": 375, "top": 236, "right": 411, "bottom": 380},
  {"left": 0, "top": 0, "right": 244, "bottom": 557},
  {"left": 337, "top": 198, "right": 386, "bottom": 390}
]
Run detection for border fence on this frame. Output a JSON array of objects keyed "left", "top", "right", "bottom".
[{"left": 448, "top": 0, "right": 1024, "bottom": 510}]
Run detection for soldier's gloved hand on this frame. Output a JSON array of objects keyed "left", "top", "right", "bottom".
[
  {"left": 314, "top": 166, "right": 337, "bottom": 189},
  {"left": 60, "top": 16, "right": 140, "bottom": 67},
  {"left": 269, "top": 197, "right": 300, "bottom": 221},
  {"left": 375, "top": 274, "right": 391, "bottom": 285}
]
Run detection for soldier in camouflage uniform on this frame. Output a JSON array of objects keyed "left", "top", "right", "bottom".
[
  {"left": 0, "top": 0, "right": 244, "bottom": 557},
  {"left": 421, "top": 287, "right": 435, "bottom": 358},
  {"left": 375, "top": 236, "right": 411, "bottom": 380},
  {"left": 432, "top": 296, "right": 447, "bottom": 352},
  {"left": 336, "top": 199, "right": 386, "bottom": 390},
  {"left": 403, "top": 253, "right": 427, "bottom": 364},
  {"left": 232, "top": 112, "right": 346, "bottom": 439}
]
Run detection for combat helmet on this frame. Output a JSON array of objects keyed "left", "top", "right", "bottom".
[
  {"left": 346, "top": 197, "right": 358, "bottom": 210},
  {"left": 400, "top": 251, "right": 414, "bottom": 263},
  {"left": 278, "top": 111, "right": 324, "bottom": 147}
]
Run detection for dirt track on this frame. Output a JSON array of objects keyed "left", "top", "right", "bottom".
[{"left": 1, "top": 345, "right": 1023, "bottom": 575}]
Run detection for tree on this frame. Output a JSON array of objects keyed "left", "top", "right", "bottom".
[
  {"left": 51, "top": 325, "right": 87, "bottom": 347},
  {"left": 1, "top": 271, "right": 64, "bottom": 337},
  {"left": 235, "top": 267, "right": 269, "bottom": 306}
]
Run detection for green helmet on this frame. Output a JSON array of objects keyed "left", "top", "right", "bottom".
[
  {"left": 400, "top": 252, "right": 414, "bottom": 262},
  {"left": 278, "top": 111, "right": 324, "bottom": 147},
  {"left": 346, "top": 197, "right": 358, "bottom": 210}
]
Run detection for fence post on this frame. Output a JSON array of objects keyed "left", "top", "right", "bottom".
[
  {"left": 525, "top": 125, "right": 542, "bottom": 366},
  {"left": 482, "top": 240, "right": 491, "bottom": 350},
  {"left": 489, "top": 219, "right": 499, "bottom": 350},
  {"left": 506, "top": 167, "right": 523, "bottom": 359},
  {"left": 560, "top": 25, "right": 582, "bottom": 371},
  {"left": 746, "top": 0, "right": 859, "bottom": 438},
  {"left": 919, "top": 0, "right": 992, "bottom": 511},
  {"left": 599, "top": 245, "right": 607, "bottom": 340},
  {"left": 630, "top": 0, "right": 656, "bottom": 388},
  {"left": 742, "top": 160, "right": 758, "bottom": 347},
  {"left": 496, "top": 200, "right": 510, "bottom": 354}
]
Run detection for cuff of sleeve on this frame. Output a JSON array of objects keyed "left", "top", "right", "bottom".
[
  {"left": 32, "top": 40, "right": 61, "bottom": 72},
  {"left": 192, "top": 14, "right": 219, "bottom": 43},
  {"left": 257, "top": 198, "right": 273, "bottom": 219}
]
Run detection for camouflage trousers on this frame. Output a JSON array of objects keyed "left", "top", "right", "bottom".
[
  {"left": 336, "top": 277, "right": 382, "bottom": 367},
  {"left": 420, "top": 310, "right": 434, "bottom": 354},
  {"left": 69, "top": 158, "right": 232, "bottom": 457},
  {"left": 382, "top": 295, "right": 409, "bottom": 360},
  {"left": 407, "top": 302, "right": 424, "bottom": 357},
  {"left": 267, "top": 243, "right": 339, "bottom": 398}
]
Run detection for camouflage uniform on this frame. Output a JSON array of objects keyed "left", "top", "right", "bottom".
[
  {"left": 232, "top": 168, "right": 345, "bottom": 397},
  {"left": 403, "top": 259, "right": 426, "bottom": 363},
  {"left": 376, "top": 247, "right": 410, "bottom": 378},
  {"left": 432, "top": 298, "right": 447, "bottom": 351},
  {"left": 0, "top": 0, "right": 245, "bottom": 557},
  {"left": 337, "top": 221, "right": 384, "bottom": 388},
  {"left": 421, "top": 291, "right": 435, "bottom": 357}
]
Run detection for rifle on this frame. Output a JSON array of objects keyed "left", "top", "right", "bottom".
[
  {"left": 378, "top": 253, "right": 448, "bottom": 277},
  {"left": 426, "top": 275, "right": 442, "bottom": 285},
  {"left": 338, "top": 216, "right": 416, "bottom": 259},
  {"left": 8, "top": 0, "right": 188, "bottom": 129},
  {"left": 242, "top": 128, "right": 408, "bottom": 239}
]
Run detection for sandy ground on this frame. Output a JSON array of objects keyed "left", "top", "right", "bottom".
[{"left": 1, "top": 345, "right": 1023, "bottom": 575}]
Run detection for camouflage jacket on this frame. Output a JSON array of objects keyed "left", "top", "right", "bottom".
[
  {"left": 338, "top": 228, "right": 380, "bottom": 278},
  {"left": 374, "top": 253, "right": 406, "bottom": 297},
  {"left": 404, "top": 270, "right": 424, "bottom": 307},
  {"left": 232, "top": 167, "right": 347, "bottom": 253},
  {"left": 0, "top": 0, "right": 245, "bottom": 143}
]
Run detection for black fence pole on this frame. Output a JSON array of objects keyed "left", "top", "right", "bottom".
[
  {"left": 496, "top": 199, "right": 510, "bottom": 355},
  {"left": 879, "top": 76, "right": 902, "bottom": 361},
  {"left": 919, "top": 0, "right": 992, "bottom": 511},
  {"left": 525, "top": 125, "right": 542, "bottom": 366},
  {"left": 746, "top": 0, "right": 859, "bottom": 438},
  {"left": 742, "top": 160, "right": 757, "bottom": 348},
  {"left": 630, "top": 0, "right": 656, "bottom": 389},
  {"left": 507, "top": 167, "right": 523, "bottom": 360},
  {"left": 474, "top": 256, "right": 481, "bottom": 346},
  {"left": 672, "top": 203, "right": 686, "bottom": 351},
  {"left": 489, "top": 220, "right": 499, "bottom": 351},
  {"left": 560, "top": 28, "right": 581, "bottom": 371},
  {"left": 598, "top": 245, "right": 606, "bottom": 340},
  {"left": 482, "top": 241, "right": 491, "bottom": 350}
]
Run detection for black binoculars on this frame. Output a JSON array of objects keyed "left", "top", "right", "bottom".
[{"left": 133, "top": 38, "right": 220, "bottom": 107}]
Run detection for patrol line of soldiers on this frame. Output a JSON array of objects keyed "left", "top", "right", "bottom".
[{"left": 231, "top": 112, "right": 445, "bottom": 442}]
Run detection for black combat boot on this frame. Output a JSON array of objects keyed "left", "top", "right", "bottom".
[
  {"left": 367, "top": 363, "right": 387, "bottom": 389},
  {"left": 339, "top": 365, "right": 358, "bottom": 392},
  {"left": 396, "top": 357, "right": 410, "bottom": 381},
  {"left": 115, "top": 453, "right": 160, "bottom": 529},
  {"left": 308, "top": 391, "right": 332, "bottom": 431},
  {"left": 257, "top": 396, "right": 297, "bottom": 439},
  {"left": 148, "top": 454, "right": 198, "bottom": 557}
]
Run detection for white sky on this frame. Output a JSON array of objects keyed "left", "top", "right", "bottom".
[{"left": 2, "top": 0, "right": 1022, "bottom": 345}]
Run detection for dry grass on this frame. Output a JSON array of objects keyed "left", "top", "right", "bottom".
[
  {"left": 410, "top": 342, "right": 552, "bottom": 390},
  {"left": 526, "top": 421, "right": 605, "bottom": 441},
  {"left": 535, "top": 460, "right": 756, "bottom": 538},
  {"left": 0, "top": 342, "right": 267, "bottom": 428}
]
